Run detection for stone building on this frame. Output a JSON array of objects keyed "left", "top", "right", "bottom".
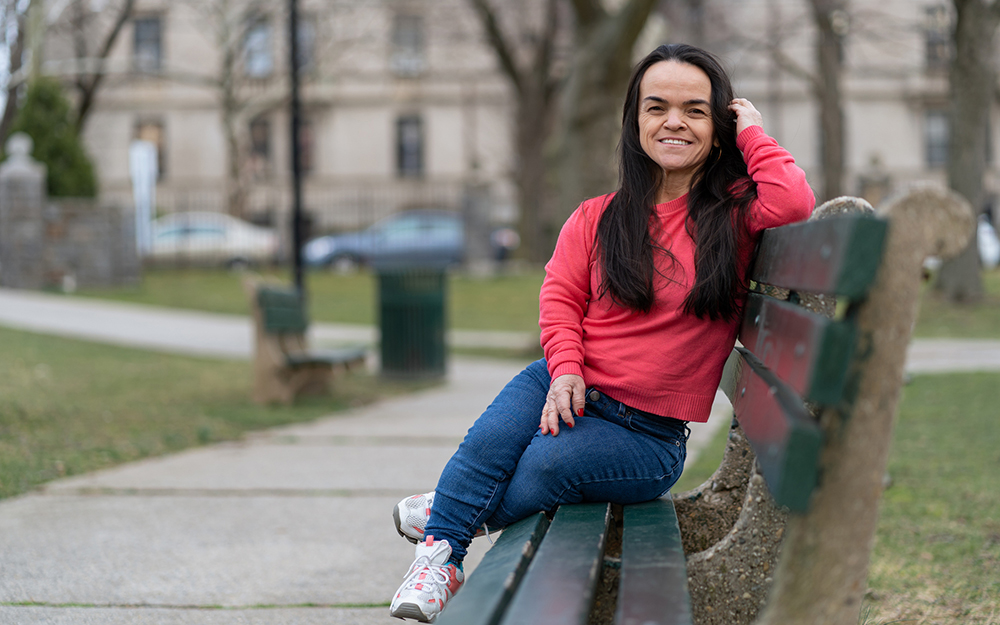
[
  {"left": 61, "top": 0, "right": 514, "bottom": 237},
  {"left": 43, "top": 0, "right": 1000, "bottom": 243}
]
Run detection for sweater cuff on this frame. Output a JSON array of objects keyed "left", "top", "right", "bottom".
[
  {"left": 736, "top": 125, "right": 765, "bottom": 152},
  {"left": 550, "top": 361, "right": 584, "bottom": 380}
]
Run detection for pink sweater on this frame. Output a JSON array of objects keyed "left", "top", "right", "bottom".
[{"left": 539, "top": 126, "right": 814, "bottom": 422}]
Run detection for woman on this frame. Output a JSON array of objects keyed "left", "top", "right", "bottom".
[{"left": 388, "top": 43, "right": 814, "bottom": 623}]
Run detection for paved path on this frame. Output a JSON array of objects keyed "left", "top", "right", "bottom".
[{"left": 1, "top": 288, "right": 998, "bottom": 624}]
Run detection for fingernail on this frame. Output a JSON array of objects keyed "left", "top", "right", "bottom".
[
  {"left": 577, "top": 408, "right": 584, "bottom": 417},
  {"left": 568, "top": 421, "right": 574, "bottom": 428}
]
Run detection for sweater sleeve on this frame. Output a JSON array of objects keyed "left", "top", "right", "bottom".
[
  {"left": 539, "top": 201, "right": 597, "bottom": 381},
  {"left": 737, "top": 125, "right": 815, "bottom": 233}
]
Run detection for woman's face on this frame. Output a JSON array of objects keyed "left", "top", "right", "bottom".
[{"left": 637, "top": 61, "right": 716, "bottom": 188}]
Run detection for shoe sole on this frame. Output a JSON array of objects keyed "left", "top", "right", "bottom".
[
  {"left": 393, "top": 503, "right": 420, "bottom": 545},
  {"left": 390, "top": 602, "right": 434, "bottom": 622}
]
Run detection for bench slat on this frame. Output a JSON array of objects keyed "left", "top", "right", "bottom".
[
  {"left": 284, "top": 347, "right": 367, "bottom": 368},
  {"left": 499, "top": 503, "right": 611, "bottom": 625},
  {"left": 751, "top": 215, "right": 887, "bottom": 299},
  {"left": 436, "top": 513, "right": 550, "bottom": 625},
  {"left": 740, "top": 293, "right": 856, "bottom": 405},
  {"left": 720, "top": 348, "right": 822, "bottom": 512},
  {"left": 257, "top": 287, "right": 310, "bottom": 334},
  {"left": 616, "top": 498, "right": 693, "bottom": 625}
]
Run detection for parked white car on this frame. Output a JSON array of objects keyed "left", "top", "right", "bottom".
[{"left": 149, "top": 211, "right": 279, "bottom": 267}]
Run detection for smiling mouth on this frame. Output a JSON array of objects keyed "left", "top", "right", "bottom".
[{"left": 658, "top": 138, "right": 691, "bottom": 146}]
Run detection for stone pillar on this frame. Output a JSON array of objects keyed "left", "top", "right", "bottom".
[{"left": 0, "top": 133, "right": 47, "bottom": 289}]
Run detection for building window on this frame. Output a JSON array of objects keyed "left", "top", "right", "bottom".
[
  {"left": 133, "top": 16, "right": 162, "bottom": 73},
  {"left": 397, "top": 115, "right": 424, "bottom": 178},
  {"left": 248, "top": 116, "right": 271, "bottom": 179},
  {"left": 391, "top": 14, "right": 425, "bottom": 77},
  {"left": 243, "top": 16, "right": 273, "bottom": 78},
  {"left": 296, "top": 15, "right": 317, "bottom": 73},
  {"left": 925, "top": 4, "right": 950, "bottom": 72},
  {"left": 135, "top": 119, "right": 166, "bottom": 178},
  {"left": 925, "top": 109, "right": 949, "bottom": 168}
]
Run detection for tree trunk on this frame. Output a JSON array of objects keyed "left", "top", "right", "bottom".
[
  {"left": 549, "top": 0, "right": 659, "bottom": 255},
  {"left": 222, "top": 103, "right": 249, "bottom": 218},
  {"left": 516, "top": 81, "right": 556, "bottom": 263},
  {"left": 935, "top": 0, "right": 999, "bottom": 302},
  {"left": 0, "top": 15, "right": 25, "bottom": 146},
  {"left": 810, "top": 0, "right": 846, "bottom": 203}
]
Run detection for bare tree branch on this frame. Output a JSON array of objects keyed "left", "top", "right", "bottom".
[
  {"left": 539, "top": 0, "right": 560, "bottom": 105},
  {"left": 467, "top": 0, "right": 523, "bottom": 93},
  {"left": 74, "top": 0, "right": 136, "bottom": 132},
  {"left": 769, "top": 44, "right": 822, "bottom": 94}
]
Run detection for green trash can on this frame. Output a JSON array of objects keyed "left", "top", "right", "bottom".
[{"left": 377, "top": 268, "right": 447, "bottom": 378}]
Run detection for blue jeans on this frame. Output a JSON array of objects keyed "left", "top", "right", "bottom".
[{"left": 423, "top": 359, "right": 689, "bottom": 562}]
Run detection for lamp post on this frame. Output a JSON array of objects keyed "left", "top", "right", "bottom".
[{"left": 288, "top": 0, "right": 305, "bottom": 295}]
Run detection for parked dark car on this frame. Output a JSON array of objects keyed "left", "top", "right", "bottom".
[{"left": 303, "top": 210, "right": 465, "bottom": 270}]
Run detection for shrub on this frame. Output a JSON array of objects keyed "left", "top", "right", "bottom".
[{"left": 9, "top": 77, "right": 98, "bottom": 197}]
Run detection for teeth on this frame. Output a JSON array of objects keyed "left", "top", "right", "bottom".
[{"left": 660, "top": 139, "right": 690, "bottom": 145}]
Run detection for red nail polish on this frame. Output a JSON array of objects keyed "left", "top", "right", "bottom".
[
  {"left": 577, "top": 408, "right": 584, "bottom": 417},
  {"left": 568, "top": 421, "right": 574, "bottom": 428}
]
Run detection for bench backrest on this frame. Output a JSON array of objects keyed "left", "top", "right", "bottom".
[
  {"left": 720, "top": 214, "right": 888, "bottom": 511},
  {"left": 256, "top": 285, "right": 309, "bottom": 334}
]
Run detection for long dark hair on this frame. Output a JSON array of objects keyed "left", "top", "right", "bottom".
[{"left": 596, "top": 43, "right": 756, "bottom": 320}]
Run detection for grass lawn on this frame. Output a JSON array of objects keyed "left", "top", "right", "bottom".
[
  {"left": 914, "top": 269, "right": 1000, "bottom": 339},
  {"left": 673, "top": 372, "right": 1000, "bottom": 625},
  {"left": 0, "top": 325, "right": 430, "bottom": 500},
  {"left": 76, "top": 267, "right": 545, "bottom": 333}
]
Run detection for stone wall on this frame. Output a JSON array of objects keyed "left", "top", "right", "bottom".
[
  {"left": 1, "top": 133, "right": 139, "bottom": 290},
  {"left": 43, "top": 199, "right": 140, "bottom": 290}
]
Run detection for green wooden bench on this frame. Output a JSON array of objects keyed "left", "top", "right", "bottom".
[
  {"left": 435, "top": 208, "right": 898, "bottom": 625},
  {"left": 246, "top": 281, "right": 367, "bottom": 404}
]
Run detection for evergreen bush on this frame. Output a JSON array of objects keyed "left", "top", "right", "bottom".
[{"left": 9, "top": 78, "right": 98, "bottom": 197}]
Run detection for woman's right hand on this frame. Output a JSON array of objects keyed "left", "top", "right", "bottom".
[{"left": 539, "top": 374, "right": 586, "bottom": 436}]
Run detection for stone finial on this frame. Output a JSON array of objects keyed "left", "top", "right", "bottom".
[
  {"left": 813, "top": 195, "right": 874, "bottom": 219},
  {"left": 0, "top": 131, "right": 45, "bottom": 179},
  {"left": 5, "top": 132, "right": 33, "bottom": 160}
]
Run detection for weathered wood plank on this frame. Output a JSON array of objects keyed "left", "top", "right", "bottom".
[
  {"left": 499, "top": 503, "right": 611, "bottom": 625},
  {"left": 436, "top": 513, "right": 550, "bottom": 625},
  {"left": 740, "top": 293, "right": 856, "bottom": 406},
  {"left": 752, "top": 215, "right": 887, "bottom": 299},
  {"left": 725, "top": 347, "right": 822, "bottom": 512},
  {"left": 615, "top": 498, "right": 693, "bottom": 625}
]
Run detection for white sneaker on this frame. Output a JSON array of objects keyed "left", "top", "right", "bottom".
[
  {"left": 394, "top": 491, "right": 435, "bottom": 544},
  {"left": 390, "top": 536, "right": 464, "bottom": 623},
  {"left": 393, "top": 491, "right": 489, "bottom": 545}
]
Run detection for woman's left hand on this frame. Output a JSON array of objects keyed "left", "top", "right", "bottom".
[
  {"left": 539, "top": 374, "right": 586, "bottom": 436},
  {"left": 729, "top": 98, "right": 763, "bottom": 136}
]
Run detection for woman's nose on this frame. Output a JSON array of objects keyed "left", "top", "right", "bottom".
[{"left": 664, "top": 109, "right": 685, "bottom": 129}]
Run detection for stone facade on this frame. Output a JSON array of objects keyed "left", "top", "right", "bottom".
[
  {"left": 64, "top": 0, "right": 514, "bottom": 237},
  {"left": 42, "top": 0, "right": 1000, "bottom": 240}
]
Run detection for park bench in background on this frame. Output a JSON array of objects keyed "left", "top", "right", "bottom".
[
  {"left": 245, "top": 280, "right": 366, "bottom": 404},
  {"left": 437, "top": 186, "right": 973, "bottom": 625}
]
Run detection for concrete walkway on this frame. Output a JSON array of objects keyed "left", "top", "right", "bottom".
[{"left": 1, "top": 288, "right": 998, "bottom": 624}]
